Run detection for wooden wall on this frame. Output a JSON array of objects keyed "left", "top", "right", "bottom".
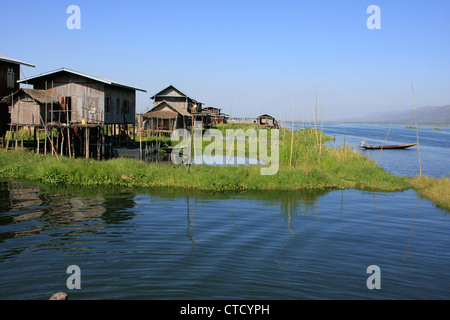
[
  {"left": 32, "top": 73, "right": 104, "bottom": 124},
  {"left": 0, "top": 62, "right": 20, "bottom": 97},
  {"left": 29, "top": 72, "right": 136, "bottom": 125},
  {"left": 104, "top": 85, "right": 136, "bottom": 124}
]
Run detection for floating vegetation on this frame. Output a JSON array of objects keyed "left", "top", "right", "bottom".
[{"left": 0, "top": 124, "right": 410, "bottom": 193}]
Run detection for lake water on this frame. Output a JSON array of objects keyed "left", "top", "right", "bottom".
[
  {"left": 0, "top": 123, "right": 449, "bottom": 300},
  {"left": 305, "top": 123, "right": 450, "bottom": 178}
]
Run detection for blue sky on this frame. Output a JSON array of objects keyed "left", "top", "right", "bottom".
[{"left": 1, "top": 0, "right": 449, "bottom": 121}]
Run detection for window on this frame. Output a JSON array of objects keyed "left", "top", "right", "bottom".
[
  {"left": 105, "top": 98, "right": 111, "bottom": 113},
  {"left": 123, "top": 100, "right": 130, "bottom": 114},
  {"left": 116, "top": 99, "right": 120, "bottom": 113},
  {"left": 88, "top": 97, "right": 98, "bottom": 114},
  {"left": 7, "top": 67, "right": 15, "bottom": 88}
]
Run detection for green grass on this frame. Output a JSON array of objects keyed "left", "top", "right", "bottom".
[
  {"left": 408, "top": 176, "right": 450, "bottom": 211},
  {"left": 0, "top": 125, "right": 410, "bottom": 193},
  {"left": 2, "top": 124, "right": 447, "bottom": 211}
]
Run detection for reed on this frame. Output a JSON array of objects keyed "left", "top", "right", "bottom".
[
  {"left": 289, "top": 91, "right": 295, "bottom": 170},
  {"left": 411, "top": 83, "right": 422, "bottom": 176}
]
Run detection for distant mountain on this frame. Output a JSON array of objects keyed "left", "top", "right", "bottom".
[{"left": 338, "top": 105, "right": 450, "bottom": 125}]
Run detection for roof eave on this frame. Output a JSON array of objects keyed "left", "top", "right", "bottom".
[
  {"left": 18, "top": 67, "right": 146, "bottom": 92},
  {"left": 0, "top": 56, "right": 35, "bottom": 68}
]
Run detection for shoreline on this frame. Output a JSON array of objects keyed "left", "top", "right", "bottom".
[{"left": 0, "top": 124, "right": 448, "bottom": 211}]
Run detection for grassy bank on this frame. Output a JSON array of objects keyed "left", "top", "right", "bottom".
[
  {"left": 0, "top": 125, "right": 410, "bottom": 192},
  {"left": 409, "top": 176, "right": 450, "bottom": 211}
]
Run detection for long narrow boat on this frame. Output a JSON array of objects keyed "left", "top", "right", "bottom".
[{"left": 361, "top": 143, "right": 418, "bottom": 150}]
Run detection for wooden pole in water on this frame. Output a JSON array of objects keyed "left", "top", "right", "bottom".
[
  {"left": 51, "top": 81, "right": 54, "bottom": 155},
  {"left": 343, "top": 127, "right": 347, "bottom": 163},
  {"left": 319, "top": 102, "right": 324, "bottom": 157},
  {"left": 412, "top": 83, "right": 422, "bottom": 176},
  {"left": 289, "top": 90, "right": 294, "bottom": 170},
  {"left": 15, "top": 97, "right": 19, "bottom": 150},
  {"left": 85, "top": 127, "right": 89, "bottom": 159},
  {"left": 5, "top": 93, "right": 13, "bottom": 151},
  {"left": 44, "top": 81, "right": 47, "bottom": 155},
  {"left": 67, "top": 106, "right": 71, "bottom": 158},
  {"left": 312, "top": 107, "right": 319, "bottom": 151},
  {"left": 374, "top": 123, "right": 392, "bottom": 168},
  {"left": 315, "top": 90, "right": 318, "bottom": 131},
  {"left": 34, "top": 126, "right": 37, "bottom": 154},
  {"left": 38, "top": 113, "right": 59, "bottom": 162},
  {"left": 192, "top": 114, "right": 197, "bottom": 169},
  {"left": 139, "top": 103, "right": 142, "bottom": 161}
]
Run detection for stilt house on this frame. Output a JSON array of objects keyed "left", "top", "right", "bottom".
[
  {"left": 18, "top": 68, "right": 146, "bottom": 126},
  {"left": 143, "top": 85, "right": 210, "bottom": 133},
  {"left": 0, "top": 55, "right": 35, "bottom": 140},
  {"left": 257, "top": 114, "right": 279, "bottom": 128}
]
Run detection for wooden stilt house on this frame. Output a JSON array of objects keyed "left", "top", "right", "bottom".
[
  {"left": 257, "top": 114, "right": 279, "bottom": 128},
  {"left": 142, "top": 100, "right": 191, "bottom": 133},
  {"left": 144, "top": 85, "right": 210, "bottom": 134},
  {"left": 14, "top": 67, "right": 146, "bottom": 158},
  {"left": 18, "top": 68, "right": 146, "bottom": 126},
  {"left": 0, "top": 55, "right": 35, "bottom": 142}
]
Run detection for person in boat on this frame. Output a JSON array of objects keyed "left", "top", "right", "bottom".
[{"left": 360, "top": 139, "right": 370, "bottom": 148}]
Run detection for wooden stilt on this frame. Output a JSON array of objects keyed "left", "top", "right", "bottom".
[
  {"left": 33, "top": 127, "right": 37, "bottom": 153},
  {"left": 14, "top": 124, "right": 19, "bottom": 150},
  {"left": 37, "top": 128, "right": 40, "bottom": 154},
  {"left": 85, "top": 127, "right": 89, "bottom": 159}
]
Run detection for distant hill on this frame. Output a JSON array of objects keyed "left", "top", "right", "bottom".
[{"left": 339, "top": 105, "right": 450, "bottom": 125}]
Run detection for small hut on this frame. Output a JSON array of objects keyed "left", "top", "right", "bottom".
[
  {"left": 4, "top": 88, "right": 61, "bottom": 126},
  {"left": 142, "top": 100, "right": 192, "bottom": 134},
  {"left": 257, "top": 114, "right": 278, "bottom": 128}
]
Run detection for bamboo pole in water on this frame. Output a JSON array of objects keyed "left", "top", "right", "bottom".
[
  {"left": 15, "top": 97, "right": 19, "bottom": 150},
  {"left": 315, "top": 90, "right": 318, "bottom": 132},
  {"left": 5, "top": 93, "right": 13, "bottom": 151},
  {"left": 45, "top": 82, "right": 47, "bottom": 155},
  {"left": 374, "top": 123, "right": 392, "bottom": 168},
  {"left": 139, "top": 103, "right": 142, "bottom": 161},
  {"left": 343, "top": 128, "right": 347, "bottom": 163},
  {"left": 289, "top": 90, "right": 294, "bottom": 170},
  {"left": 67, "top": 106, "right": 71, "bottom": 158},
  {"left": 312, "top": 107, "right": 319, "bottom": 151},
  {"left": 319, "top": 102, "right": 324, "bottom": 157},
  {"left": 412, "top": 83, "right": 422, "bottom": 176},
  {"left": 51, "top": 81, "right": 54, "bottom": 155}
]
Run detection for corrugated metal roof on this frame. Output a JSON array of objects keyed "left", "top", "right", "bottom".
[
  {"left": 0, "top": 55, "right": 35, "bottom": 67},
  {"left": 18, "top": 67, "right": 146, "bottom": 92}
]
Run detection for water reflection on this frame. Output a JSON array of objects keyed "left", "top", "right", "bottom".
[
  {"left": 0, "top": 181, "right": 137, "bottom": 260},
  {"left": 1, "top": 180, "right": 449, "bottom": 299},
  {"left": 185, "top": 197, "right": 198, "bottom": 262}
]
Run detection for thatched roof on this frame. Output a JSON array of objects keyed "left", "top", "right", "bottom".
[
  {"left": 1, "top": 88, "right": 59, "bottom": 105},
  {"left": 143, "top": 100, "right": 191, "bottom": 119}
]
